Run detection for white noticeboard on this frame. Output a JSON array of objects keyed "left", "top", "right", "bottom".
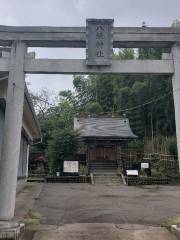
[
  {"left": 64, "top": 161, "right": 79, "bottom": 173},
  {"left": 141, "top": 163, "right": 149, "bottom": 169},
  {"left": 126, "top": 170, "right": 138, "bottom": 176}
]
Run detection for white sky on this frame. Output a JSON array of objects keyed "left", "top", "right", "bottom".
[{"left": 0, "top": 0, "right": 180, "bottom": 94}]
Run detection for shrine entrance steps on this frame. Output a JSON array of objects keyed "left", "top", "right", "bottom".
[
  {"left": 93, "top": 173, "right": 123, "bottom": 185},
  {"left": 89, "top": 160, "right": 122, "bottom": 185},
  {"left": 89, "top": 160, "right": 118, "bottom": 175}
]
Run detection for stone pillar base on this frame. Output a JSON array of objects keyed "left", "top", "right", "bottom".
[
  {"left": 0, "top": 221, "right": 24, "bottom": 239},
  {"left": 171, "top": 224, "right": 180, "bottom": 239}
]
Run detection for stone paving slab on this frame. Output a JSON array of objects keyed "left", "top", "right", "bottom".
[
  {"left": 32, "top": 223, "right": 177, "bottom": 240},
  {"left": 14, "top": 183, "right": 43, "bottom": 222},
  {"left": 32, "top": 183, "right": 180, "bottom": 226}
]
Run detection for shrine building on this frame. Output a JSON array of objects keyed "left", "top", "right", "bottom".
[{"left": 74, "top": 117, "right": 137, "bottom": 174}]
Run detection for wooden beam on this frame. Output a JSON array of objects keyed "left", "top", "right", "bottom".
[
  {"left": 0, "top": 26, "right": 180, "bottom": 48},
  {"left": 24, "top": 59, "right": 174, "bottom": 75}
]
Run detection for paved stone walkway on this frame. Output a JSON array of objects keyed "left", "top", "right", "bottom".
[
  {"left": 15, "top": 183, "right": 180, "bottom": 239},
  {"left": 32, "top": 223, "right": 177, "bottom": 240},
  {"left": 32, "top": 183, "right": 180, "bottom": 226}
]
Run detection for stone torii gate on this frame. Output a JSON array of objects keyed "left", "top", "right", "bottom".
[{"left": 0, "top": 19, "right": 180, "bottom": 228}]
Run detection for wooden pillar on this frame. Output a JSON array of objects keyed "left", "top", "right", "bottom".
[
  {"left": 172, "top": 43, "right": 180, "bottom": 173},
  {"left": 0, "top": 41, "right": 27, "bottom": 220}
]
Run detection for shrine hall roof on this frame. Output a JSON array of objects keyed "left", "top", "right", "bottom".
[{"left": 74, "top": 117, "right": 137, "bottom": 139}]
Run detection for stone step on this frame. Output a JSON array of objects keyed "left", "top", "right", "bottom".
[
  {"left": 90, "top": 167, "right": 117, "bottom": 171},
  {"left": 90, "top": 166, "right": 117, "bottom": 169},
  {"left": 90, "top": 163, "right": 117, "bottom": 166},
  {"left": 90, "top": 162, "right": 117, "bottom": 168},
  {"left": 89, "top": 161, "right": 119, "bottom": 177},
  {"left": 90, "top": 162, "right": 117, "bottom": 165},
  {"left": 90, "top": 165, "right": 117, "bottom": 169},
  {"left": 90, "top": 162, "right": 117, "bottom": 164},
  {"left": 93, "top": 174, "right": 122, "bottom": 185},
  {"left": 167, "top": 175, "right": 180, "bottom": 185},
  {"left": 92, "top": 170, "right": 117, "bottom": 173}
]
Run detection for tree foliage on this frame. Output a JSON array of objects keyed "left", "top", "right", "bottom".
[
  {"left": 85, "top": 102, "right": 103, "bottom": 114},
  {"left": 59, "top": 48, "right": 175, "bottom": 139},
  {"left": 31, "top": 43, "right": 177, "bottom": 169},
  {"left": 31, "top": 97, "right": 80, "bottom": 174},
  {"left": 47, "top": 129, "right": 80, "bottom": 174}
]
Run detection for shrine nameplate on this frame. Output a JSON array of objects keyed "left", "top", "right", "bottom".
[{"left": 86, "top": 19, "right": 114, "bottom": 66}]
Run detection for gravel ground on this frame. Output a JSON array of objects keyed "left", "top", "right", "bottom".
[{"left": 32, "top": 183, "right": 180, "bottom": 226}]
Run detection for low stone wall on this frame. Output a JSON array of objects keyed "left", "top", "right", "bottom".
[
  {"left": 125, "top": 176, "right": 170, "bottom": 186},
  {"left": 46, "top": 176, "right": 91, "bottom": 183}
]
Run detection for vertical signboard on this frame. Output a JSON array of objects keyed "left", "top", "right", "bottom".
[{"left": 86, "top": 19, "right": 114, "bottom": 66}]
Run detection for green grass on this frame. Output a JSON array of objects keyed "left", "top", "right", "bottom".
[
  {"left": 23, "top": 210, "right": 42, "bottom": 226},
  {"left": 161, "top": 214, "right": 180, "bottom": 228}
]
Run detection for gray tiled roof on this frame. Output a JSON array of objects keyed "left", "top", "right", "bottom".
[{"left": 74, "top": 117, "right": 137, "bottom": 138}]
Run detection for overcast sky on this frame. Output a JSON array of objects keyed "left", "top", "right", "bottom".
[{"left": 0, "top": 0, "right": 180, "bottom": 94}]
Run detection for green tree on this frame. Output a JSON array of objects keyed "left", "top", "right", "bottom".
[
  {"left": 164, "top": 136, "right": 177, "bottom": 155},
  {"left": 47, "top": 129, "right": 80, "bottom": 174},
  {"left": 172, "top": 19, "right": 180, "bottom": 27},
  {"left": 85, "top": 101, "right": 103, "bottom": 114},
  {"left": 32, "top": 42, "right": 177, "bottom": 159},
  {"left": 31, "top": 99, "right": 75, "bottom": 153}
]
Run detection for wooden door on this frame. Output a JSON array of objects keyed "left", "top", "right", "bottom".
[
  {"left": 96, "top": 147, "right": 104, "bottom": 160},
  {"left": 104, "top": 146, "right": 116, "bottom": 160},
  {"left": 89, "top": 147, "right": 96, "bottom": 161}
]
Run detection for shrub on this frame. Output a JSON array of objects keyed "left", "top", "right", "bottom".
[
  {"left": 85, "top": 102, "right": 103, "bottom": 114},
  {"left": 46, "top": 129, "right": 80, "bottom": 175},
  {"left": 164, "top": 136, "right": 177, "bottom": 156}
]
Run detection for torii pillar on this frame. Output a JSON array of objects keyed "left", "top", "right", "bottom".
[
  {"left": 172, "top": 43, "right": 180, "bottom": 173},
  {"left": 0, "top": 41, "right": 27, "bottom": 226}
]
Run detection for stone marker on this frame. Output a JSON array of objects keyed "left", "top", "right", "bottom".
[{"left": 86, "top": 19, "right": 113, "bottom": 66}]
